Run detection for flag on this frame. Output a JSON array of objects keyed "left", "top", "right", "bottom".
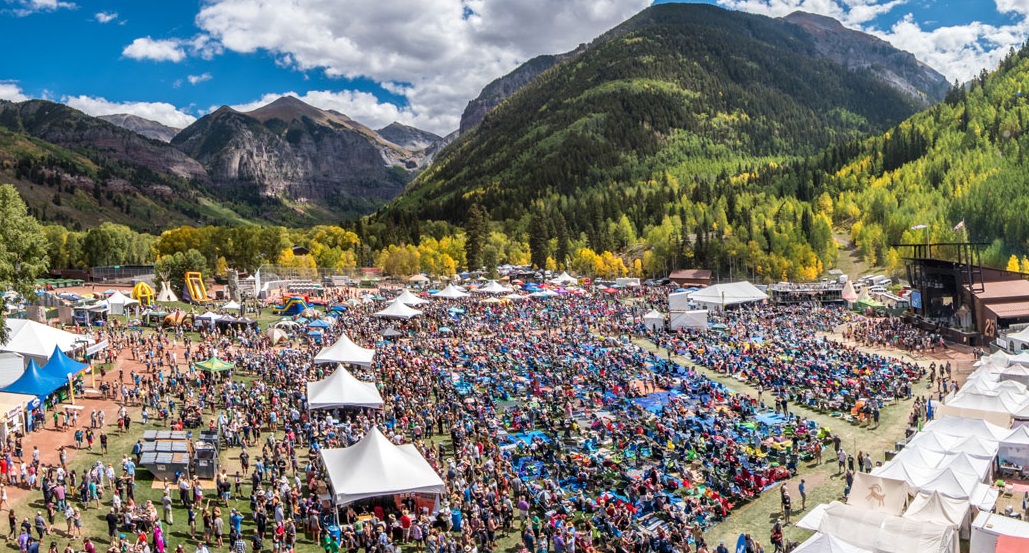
[
  {"left": 910, "top": 224, "right": 928, "bottom": 230},
  {"left": 953, "top": 220, "right": 965, "bottom": 231}
]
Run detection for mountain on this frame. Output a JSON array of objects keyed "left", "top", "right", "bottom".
[
  {"left": 98, "top": 113, "right": 181, "bottom": 142},
  {"left": 378, "top": 3, "right": 937, "bottom": 239},
  {"left": 781, "top": 12, "right": 950, "bottom": 105},
  {"left": 376, "top": 122, "right": 441, "bottom": 151},
  {"left": 172, "top": 96, "right": 423, "bottom": 218}
]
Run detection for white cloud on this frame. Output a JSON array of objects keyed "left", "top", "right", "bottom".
[
  {"left": 225, "top": 90, "right": 417, "bottom": 131},
  {"left": 187, "top": 73, "right": 213, "bottom": 85},
  {"left": 996, "top": 0, "right": 1029, "bottom": 17},
  {"left": 716, "top": 0, "right": 905, "bottom": 26},
  {"left": 94, "top": 11, "right": 117, "bottom": 23},
  {"left": 122, "top": 37, "right": 187, "bottom": 62},
  {"left": 872, "top": 14, "right": 1025, "bottom": 82},
  {"left": 196, "top": 0, "right": 651, "bottom": 134},
  {"left": 63, "top": 95, "right": 196, "bottom": 128},
  {"left": 10, "top": 0, "right": 76, "bottom": 16},
  {"left": 0, "top": 82, "right": 29, "bottom": 102}
]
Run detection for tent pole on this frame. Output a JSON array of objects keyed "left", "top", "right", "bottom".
[{"left": 68, "top": 374, "right": 75, "bottom": 405}]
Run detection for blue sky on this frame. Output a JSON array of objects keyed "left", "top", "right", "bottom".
[{"left": 1, "top": 1, "right": 1026, "bottom": 135}]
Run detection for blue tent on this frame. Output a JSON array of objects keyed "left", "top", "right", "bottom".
[
  {"left": 308, "top": 319, "right": 331, "bottom": 329},
  {"left": 41, "top": 345, "right": 88, "bottom": 381},
  {"left": 1, "top": 359, "right": 68, "bottom": 397}
]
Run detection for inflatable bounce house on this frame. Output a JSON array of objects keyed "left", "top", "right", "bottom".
[
  {"left": 274, "top": 296, "right": 311, "bottom": 315},
  {"left": 182, "top": 271, "right": 212, "bottom": 303},
  {"left": 131, "top": 281, "right": 155, "bottom": 307}
]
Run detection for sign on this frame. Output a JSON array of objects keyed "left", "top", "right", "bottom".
[
  {"left": 909, "top": 291, "right": 922, "bottom": 310},
  {"left": 27, "top": 398, "right": 41, "bottom": 411},
  {"left": 735, "top": 534, "right": 747, "bottom": 553},
  {"left": 86, "top": 340, "right": 109, "bottom": 355}
]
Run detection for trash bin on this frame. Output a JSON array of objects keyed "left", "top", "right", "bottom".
[{"left": 328, "top": 525, "right": 341, "bottom": 544}]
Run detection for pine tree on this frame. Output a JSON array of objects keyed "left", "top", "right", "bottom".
[{"left": 464, "top": 203, "right": 490, "bottom": 271}]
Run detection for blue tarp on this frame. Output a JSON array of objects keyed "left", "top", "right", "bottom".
[{"left": 1, "top": 358, "right": 68, "bottom": 397}]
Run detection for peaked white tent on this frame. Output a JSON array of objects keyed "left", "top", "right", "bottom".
[
  {"left": 373, "top": 300, "right": 422, "bottom": 320},
  {"left": 1004, "top": 327, "right": 1029, "bottom": 352},
  {"left": 792, "top": 533, "right": 871, "bottom": 553},
  {"left": 904, "top": 492, "right": 972, "bottom": 538},
  {"left": 800, "top": 501, "right": 958, "bottom": 553},
  {"left": 642, "top": 309, "right": 665, "bottom": 331},
  {"left": 904, "top": 432, "right": 998, "bottom": 459},
  {"left": 921, "top": 416, "right": 1010, "bottom": 441},
  {"left": 222, "top": 300, "right": 242, "bottom": 311},
  {"left": 549, "top": 272, "right": 577, "bottom": 285},
  {"left": 320, "top": 427, "right": 446, "bottom": 506},
  {"left": 394, "top": 289, "right": 428, "bottom": 306},
  {"left": 846, "top": 473, "right": 912, "bottom": 515},
  {"left": 306, "top": 367, "right": 384, "bottom": 410},
  {"left": 1000, "top": 425, "right": 1029, "bottom": 468},
  {"left": 1, "top": 319, "right": 94, "bottom": 366},
  {"left": 156, "top": 281, "right": 178, "bottom": 303},
  {"left": 475, "top": 280, "right": 511, "bottom": 294},
  {"left": 688, "top": 281, "right": 768, "bottom": 311},
  {"left": 432, "top": 284, "right": 470, "bottom": 299},
  {"left": 314, "top": 334, "right": 375, "bottom": 367},
  {"left": 106, "top": 291, "right": 139, "bottom": 316}
]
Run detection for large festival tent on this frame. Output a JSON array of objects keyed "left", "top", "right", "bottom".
[
  {"left": 687, "top": 281, "right": 768, "bottom": 311},
  {"left": 920, "top": 416, "right": 1011, "bottom": 441},
  {"left": 670, "top": 310, "right": 708, "bottom": 330},
  {"left": 313, "top": 334, "right": 375, "bottom": 367},
  {"left": 1, "top": 358, "right": 70, "bottom": 397},
  {"left": 432, "top": 284, "right": 470, "bottom": 299},
  {"left": 797, "top": 501, "right": 958, "bottom": 553},
  {"left": 373, "top": 300, "right": 422, "bottom": 320},
  {"left": 792, "top": 533, "right": 871, "bottom": 553},
  {"left": 971, "top": 511, "right": 1029, "bottom": 553},
  {"left": 394, "top": 289, "right": 428, "bottom": 306},
  {"left": 904, "top": 492, "right": 973, "bottom": 539},
  {"left": 998, "top": 425, "right": 1029, "bottom": 469},
  {"left": 0, "top": 353, "right": 25, "bottom": 388},
  {"left": 306, "top": 367, "right": 384, "bottom": 410},
  {"left": 1, "top": 319, "right": 94, "bottom": 367},
  {"left": 642, "top": 310, "right": 665, "bottom": 331},
  {"left": 105, "top": 291, "right": 139, "bottom": 316},
  {"left": 319, "top": 427, "right": 446, "bottom": 507}
]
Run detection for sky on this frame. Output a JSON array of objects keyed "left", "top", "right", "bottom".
[{"left": 0, "top": 0, "right": 1027, "bottom": 135}]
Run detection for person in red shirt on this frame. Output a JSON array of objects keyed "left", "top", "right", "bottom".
[{"left": 399, "top": 511, "right": 412, "bottom": 543}]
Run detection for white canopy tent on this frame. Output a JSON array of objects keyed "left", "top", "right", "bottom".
[
  {"left": 319, "top": 428, "right": 446, "bottom": 507},
  {"left": 1, "top": 319, "right": 94, "bottom": 366},
  {"left": 904, "top": 432, "right": 998, "bottom": 459},
  {"left": 373, "top": 300, "right": 423, "bottom": 320},
  {"left": 904, "top": 492, "right": 973, "bottom": 539},
  {"left": 971, "top": 511, "right": 1029, "bottom": 553},
  {"left": 846, "top": 473, "right": 912, "bottom": 515},
  {"left": 549, "top": 272, "right": 577, "bottom": 285},
  {"left": 156, "top": 281, "right": 178, "bottom": 303},
  {"left": 1003, "top": 327, "right": 1029, "bottom": 352},
  {"left": 670, "top": 310, "right": 708, "bottom": 330},
  {"left": 642, "top": 310, "right": 665, "bottom": 331},
  {"left": 999, "top": 425, "right": 1029, "bottom": 468},
  {"left": 314, "top": 334, "right": 375, "bottom": 367},
  {"left": 792, "top": 533, "right": 871, "bottom": 553},
  {"left": 394, "top": 289, "right": 428, "bottom": 306},
  {"left": 688, "top": 281, "right": 768, "bottom": 311},
  {"left": 106, "top": 291, "right": 139, "bottom": 316},
  {"left": 921, "top": 416, "right": 1010, "bottom": 441},
  {"left": 306, "top": 367, "right": 384, "bottom": 410},
  {"left": 798, "top": 501, "right": 958, "bottom": 553},
  {"left": 475, "top": 280, "right": 512, "bottom": 294},
  {"left": 668, "top": 291, "right": 691, "bottom": 312},
  {"left": 222, "top": 300, "right": 242, "bottom": 311},
  {"left": 432, "top": 284, "right": 470, "bottom": 300},
  {"left": 0, "top": 353, "right": 24, "bottom": 387}
]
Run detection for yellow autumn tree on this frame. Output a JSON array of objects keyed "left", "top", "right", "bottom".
[{"left": 1007, "top": 254, "right": 1021, "bottom": 272}]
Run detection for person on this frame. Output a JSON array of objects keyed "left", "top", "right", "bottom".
[
  {"left": 769, "top": 522, "right": 783, "bottom": 553},
  {"left": 163, "top": 492, "right": 174, "bottom": 524},
  {"left": 798, "top": 479, "right": 807, "bottom": 510},
  {"left": 82, "top": 537, "right": 95, "bottom": 553},
  {"left": 105, "top": 509, "right": 118, "bottom": 539},
  {"left": 233, "top": 533, "right": 247, "bottom": 553},
  {"left": 782, "top": 491, "right": 792, "bottom": 525},
  {"left": 715, "top": 542, "right": 729, "bottom": 553},
  {"left": 837, "top": 448, "right": 847, "bottom": 474}
]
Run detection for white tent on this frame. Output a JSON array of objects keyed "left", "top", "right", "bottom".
[
  {"left": 223, "top": 300, "right": 241, "bottom": 311},
  {"left": 394, "top": 289, "right": 428, "bottom": 306},
  {"left": 892, "top": 447, "right": 995, "bottom": 481},
  {"left": 475, "top": 280, "right": 511, "bottom": 294},
  {"left": 846, "top": 473, "right": 912, "bottom": 515},
  {"left": 373, "top": 300, "right": 423, "bottom": 320},
  {"left": 195, "top": 311, "right": 223, "bottom": 323},
  {"left": 502, "top": 293, "right": 528, "bottom": 301},
  {"left": 549, "top": 272, "right": 577, "bottom": 285},
  {"left": 999, "top": 425, "right": 1029, "bottom": 468},
  {"left": 314, "top": 334, "right": 375, "bottom": 367},
  {"left": 642, "top": 310, "right": 665, "bottom": 331},
  {"left": 668, "top": 291, "right": 691, "bottom": 312},
  {"left": 793, "top": 533, "right": 871, "bottom": 553},
  {"left": 945, "top": 389, "right": 1029, "bottom": 416},
  {"left": 921, "top": 416, "right": 1010, "bottom": 441},
  {"left": 0, "top": 352, "right": 24, "bottom": 386},
  {"left": 904, "top": 492, "right": 972, "bottom": 539},
  {"left": 408, "top": 274, "right": 430, "bottom": 283},
  {"left": 319, "top": 427, "right": 446, "bottom": 506},
  {"left": 688, "top": 281, "right": 768, "bottom": 311},
  {"left": 971, "top": 511, "right": 1029, "bottom": 553},
  {"left": 670, "top": 310, "right": 708, "bottom": 330},
  {"left": 905, "top": 432, "right": 998, "bottom": 459},
  {"left": 156, "top": 281, "right": 178, "bottom": 303},
  {"left": 0, "top": 319, "right": 94, "bottom": 365},
  {"left": 306, "top": 367, "right": 384, "bottom": 410},
  {"left": 432, "top": 284, "right": 470, "bottom": 299},
  {"left": 266, "top": 328, "right": 288, "bottom": 346},
  {"left": 1003, "top": 327, "right": 1029, "bottom": 352},
  {"left": 106, "top": 291, "right": 139, "bottom": 316},
  {"left": 803, "top": 501, "right": 958, "bottom": 553}
]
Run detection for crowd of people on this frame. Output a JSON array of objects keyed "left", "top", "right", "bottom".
[
  {"left": 6, "top": 284, "right": 935, "bottom": 553},
  {"left": 843, "top": 318, "right": 946, "bottom": 354}
]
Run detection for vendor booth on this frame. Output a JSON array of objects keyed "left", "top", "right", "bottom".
[
  {"left": 314, "top": 334, "right": 375, "bottom": 367},
  {"left": 306, "top": 367, "right": 384, "bottom": 410},
  {"left": 0, "top": 392, "right": 32, "bottom": 441}
]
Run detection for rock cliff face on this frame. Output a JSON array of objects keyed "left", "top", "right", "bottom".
[
  {"left": 172, "top": 96, "right": 421, "bottom": 205},
  {"left": 782, "top": 12, "right": 950, "bottom": 105},
  {"left": 0, "top": 100, "right": 208, "bottom": 182},
  {"left": 377, "top": 122, "right": 441, "bottom": 151},
  {"left": 98, "top": 113, "right": 181, "bottom": 143}
]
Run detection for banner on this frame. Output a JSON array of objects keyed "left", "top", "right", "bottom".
[
  {"left": 847, "top": 472, "right": 911, "bottom": 515},
  {"left": 86, "top": 340, "right": 109, "bottom": 356}
]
